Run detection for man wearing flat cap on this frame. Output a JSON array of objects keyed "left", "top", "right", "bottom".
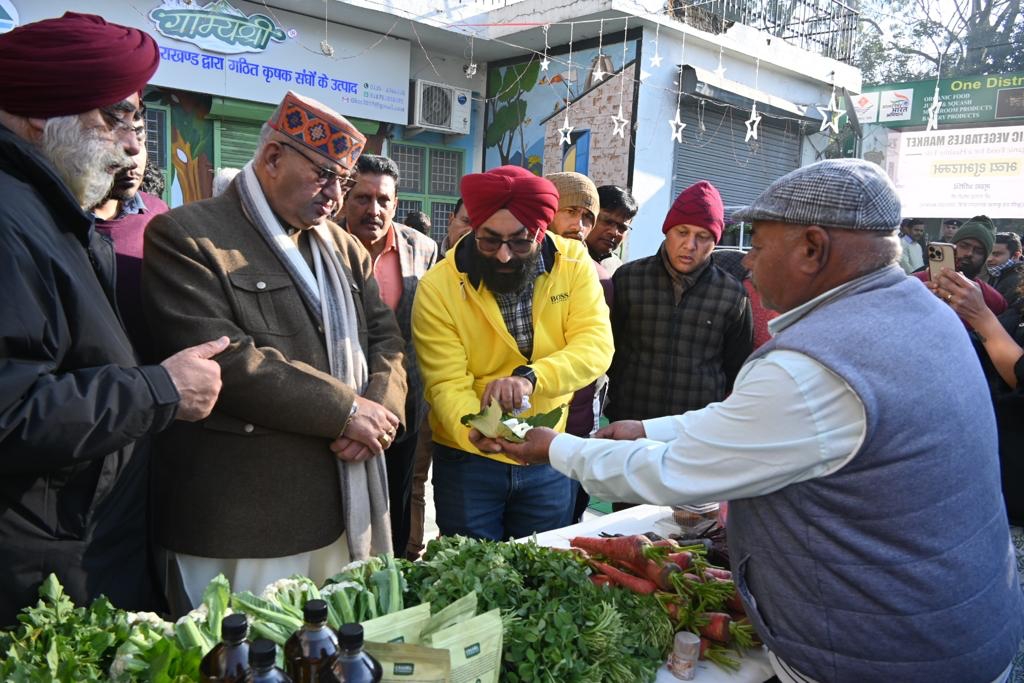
[
  {"left": 503, "top": 159, "right": 1023, "bottom": 683},
  {"left": 143, "top": 91, "right": 406, "bottom": 611},
  {"left": 0, "top": 12, "right": 226, "bottom": 623},
  {"left": 411, "top": 165, "right": 613, "bottom": 540}
]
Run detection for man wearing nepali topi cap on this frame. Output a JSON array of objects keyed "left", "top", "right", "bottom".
[
  {"left": 411, "top": 165, "right": 614, "bottom": 541},
  {"left": 503, "top": 159, "right": 1024, "bottom": 683},
  {"left": 0, "top": 12, "right": 226, "bottom": 624},
  {"left": 142, "top": 90, "right": 407, "bottom": 613}
]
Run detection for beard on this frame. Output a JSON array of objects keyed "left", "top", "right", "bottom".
[
  {"left": 956, "top": 257, "right": 982, "bottom": 279},
  {"left": 467, "top": 241, "right": 541, "bottom": 295},
  {"left": 39, "top": 115, "right": 131, "bottom": 210}
]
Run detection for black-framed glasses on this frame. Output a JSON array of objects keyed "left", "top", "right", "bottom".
[
  {"left": 278, "top": 141, "right": 355, "bottom": 191},
  {"left": 475, "top": 234, "right": 535, "bottom": 255},
  {"left": 99, "top": 107, "right": 144, "bottom": 140}
]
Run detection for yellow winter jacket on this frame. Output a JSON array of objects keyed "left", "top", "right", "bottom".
[{"left": 412, "top": 233, "right": 613, "bottom": 465}]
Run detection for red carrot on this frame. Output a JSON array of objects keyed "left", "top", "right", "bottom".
[
  {"left": 726, "top": 591, "right": 746, "bottom": 615},
  {"left": 698, "top": 612, "right": 734, "bottom": 643},
  {"left": 703, "top": 567, "right": 732, "bottom": 581},
  {"left": 590, "top": 574, "right": 611, "bottom": 587},
  {"left": 588, "top": 560, "right": 658, "bottom": 594},
  {"left": 643, "top": 561, "right": 683, "bottom": 591},
  {"left": 570, "top": 535, "right": 653, "bottom": 566},
  {"left": 666, "top": 551, "right": 694, "bottom": 570},
  {"left": 652, "top": 539, "right": 679, "bottom": 548}
]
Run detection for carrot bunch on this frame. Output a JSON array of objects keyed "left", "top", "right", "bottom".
[{"left": 569, "top": 534, "right": 759, "bottom": 672}]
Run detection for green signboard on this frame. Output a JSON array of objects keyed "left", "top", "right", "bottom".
[{"left": 854, "top": 72, "right": 1024, "bottom": 128}]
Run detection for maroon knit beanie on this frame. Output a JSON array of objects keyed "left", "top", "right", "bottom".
[{"left": 662, "top": 180, "right": 725, "bottom": 243}]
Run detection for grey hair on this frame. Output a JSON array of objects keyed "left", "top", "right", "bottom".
[{"left": 41, "top": 114, "right": 129, "bottom": 210}]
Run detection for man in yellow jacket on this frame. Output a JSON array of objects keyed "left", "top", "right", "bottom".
[{"left": 412, "top": 166, "right": 614, "bottom": 540}]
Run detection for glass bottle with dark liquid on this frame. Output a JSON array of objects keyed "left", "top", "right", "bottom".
[
  {"left": 335, "top": 624, "right": 382, "bottom": 683},
  {"left": 284, "top": 599, "right": 342, "bottom": 682},
  {"left": 199, "top": 613, "right": 251, "bottom": 682},
  {"left": 250, "top": 637, "right": 292, "bottom": 682}
]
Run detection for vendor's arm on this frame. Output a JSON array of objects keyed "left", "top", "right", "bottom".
[
  {"left": 411, "top": 276, "right": 482, "bottom": 454},
  {"left": 530, "top": 244, "right": 614, "bottom": 397},
  {"left": 547, "top": 350, "right": 866, "bottom": 505},
  {"left": 144, "top": 213, "right": 357, "bottom": 439}
]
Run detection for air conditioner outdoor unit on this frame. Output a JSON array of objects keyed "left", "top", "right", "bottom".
[{"left": 410, "top": 79, "right": 471, "bottom": 135}]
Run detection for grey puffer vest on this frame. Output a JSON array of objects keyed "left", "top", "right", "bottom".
[{"left": 729, "top": 266, "right": 1024, "bottom": 683}]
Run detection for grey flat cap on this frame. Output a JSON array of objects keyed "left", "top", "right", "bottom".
[{"left": 732, "top": 158, "right": 901, "bottom": 231}]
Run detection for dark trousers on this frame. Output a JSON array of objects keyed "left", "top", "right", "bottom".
[{"left": 385, "top": 431, "right": 419, "bottom": 554}]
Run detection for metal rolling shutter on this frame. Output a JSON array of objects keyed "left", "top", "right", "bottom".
[
  {"left": 671, "top": 99, "right": 803, "bottom": 207},
  {"left": 218, "top": 119, "right": 262, "bottom": 170}
]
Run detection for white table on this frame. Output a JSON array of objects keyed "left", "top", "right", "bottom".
[{"left": 525, "top": 506, "right": 775, "bottom": 683}]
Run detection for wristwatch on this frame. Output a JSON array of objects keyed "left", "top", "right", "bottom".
[{"left": 511, "top": 365, "right": 537, "bottom": 389}]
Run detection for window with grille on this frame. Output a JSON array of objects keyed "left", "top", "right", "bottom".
[
  {"left": 391, "top": 141, "right": 464, "bottom": 248},
  {"left": 143, "top": 104, "right": 169, "bottom": 202}
]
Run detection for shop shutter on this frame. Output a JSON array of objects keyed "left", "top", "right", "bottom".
[
  {"left": 671, "top": 99, "right": 803, "bottom": 208},
  {"left": 219, "top": 119, "right": 262, "bottom": 170}
]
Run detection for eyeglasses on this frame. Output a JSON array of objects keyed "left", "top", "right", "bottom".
[
  {"left": 278, "top": 141, "right": 355, "bottom": 191},
  {"left": 475, "top": 234, "right": 535, "bottom": 255},
  {"left": 99, "top": 107, "right": 146, "bottom": 141}
]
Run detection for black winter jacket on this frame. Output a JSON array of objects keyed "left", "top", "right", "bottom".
[{"left": 0, "top": 124, "right": 179, "bottom": 625}]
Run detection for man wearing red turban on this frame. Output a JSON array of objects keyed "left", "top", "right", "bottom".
[
  {"left": 0, "top": 13, "right": 225, "bottom": 623},
  {"left": 411, "top": 165, "right": 614, "bottom": 540}
]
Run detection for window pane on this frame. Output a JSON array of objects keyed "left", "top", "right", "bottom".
[
  {"left": 396, "top": 199, "right": 423, "bottom": 227},
  {"left": 431, "top": 201, "right": 458, "bottom": 245},
  {"left": 391, "top": 143, "right": 424, "bottom": 194},
  {"left": 429, "top": 148, "right": 463, "bottom": 196},
  {"left": 144, "top": 108, "right": 167, "bottom": 171}
]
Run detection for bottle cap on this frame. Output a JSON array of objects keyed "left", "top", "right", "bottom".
[
  {"left": 338, "top": 623, "right": 364, "bottom": 649},
  {"left": 221, "top": 613, "right": 249, "bottom": 643},
  {"left": 249, "top": 638, "right": 277, "bottom": 668},
  {"left": 303, "top": 599, "right": 329, "bottom": 624}
]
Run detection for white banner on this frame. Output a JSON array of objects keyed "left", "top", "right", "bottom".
[
  {"left": 11, "top": 0, "right": 410, "bottom": 124},
  {"left": 892, "top": 124, "right": 1024, "bottom": 218}
]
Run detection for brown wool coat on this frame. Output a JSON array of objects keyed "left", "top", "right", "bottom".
[{"left": 142, "top": 182, "right": 406, "bottom": 558}]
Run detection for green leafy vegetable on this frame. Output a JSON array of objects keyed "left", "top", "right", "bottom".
[{"left": 461, "top": 400, "right": 567, "bottom": 443}]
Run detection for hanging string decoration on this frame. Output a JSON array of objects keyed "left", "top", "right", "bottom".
[
  {"left": 540, "top": 24, "right": 551, "bottom": 72},
  {"left": 558, "top": 23, "right": 575, "bottom": 146},
  {"left": 465, "top": 35, "right": 477, "bottom": 78},
  {"left": 816, "top": 82, "right": 845, "bottom": 134},
  {"left": 926, "top": 54, "right": 943, "bottom": 132},
  {"left": 745, "top": 57, "right": 762, "bottom": 142},
  {"left": 669, "top": 31, "right": 687, "bottom": 143},
  {"left": 320, "top": 0, "right": 334, "bottom": 56},
  {"left": 649, "top": 19, "right": 662, "bottom": 68},
  {"left": 714, "top": 44, "right": 726, "bottom": 80},
  {"left": 591, "top": 19, "right": 608, "bottom": 82},
  {"left": 611, "top": 17, "right": 630, "bottom": 139}
]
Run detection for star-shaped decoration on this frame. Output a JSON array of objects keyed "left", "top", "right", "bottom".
[
  {"left": 669, "top": 108, "right": 686, "bottom": 143},
  {"left": 926, "top": 92, "right": 942, "bottom": 132},
  {"left": 649, "top": 51, "right": 663, "bottom": 68},
  {"left": 714, "top": 62, "right": 727, "bottom": 80},
  {"left": 611, "top": 106, "right": 628, "bottom": 139},
  {"left": 744, "top": 103, "right": 762, "bottom": 142},
  {"left": 540, "top": 55, "right": 550, "bottom": 72},
  {"left": 816, "top": 91, "right": 846, "bottom": 134},
  {"left": 592, "top": 67, "right": 608, "bottom": 82},
  {"left": 558, "top": 115, "right": 574, "bottom": 146}
]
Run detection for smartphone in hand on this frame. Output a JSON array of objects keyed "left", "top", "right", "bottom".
[{"left": 927, "top": 242, "right": 956, "bottom": 281}]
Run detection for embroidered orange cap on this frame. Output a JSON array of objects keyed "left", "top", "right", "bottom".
[{"left": 268, "top": 90, "right": 365, "bottom": 170}]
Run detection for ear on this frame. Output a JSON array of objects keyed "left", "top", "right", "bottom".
[
  {"left": 24, "top": 117, "right": 47, "bottom": 142},
  {"left": 795, "top": 225, "right": 831, "bottom": 275},
  {"left": 258, "top": 141, "right": 284, "bottom": 178}
]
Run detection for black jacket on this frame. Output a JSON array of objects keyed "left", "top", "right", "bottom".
[{"left": 0, "top": 124, "right": 179, "bottom": 624}]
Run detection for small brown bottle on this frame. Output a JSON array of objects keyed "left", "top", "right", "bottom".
[
  {"left": 199, "top": 613, "right": 250, "bottom": 682},
  {"left": 336, "top": 624, "right": 382, "bottom": 683},
  {"left": 250, "top": 638, "right": 292, "bottom": 683},
  {"left": 284, "top": 599, "right": 342, "bottom": 682}
]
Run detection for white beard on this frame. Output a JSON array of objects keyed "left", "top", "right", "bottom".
[{"left": 39, "top": 115, "right": 129, "bottom": 210}]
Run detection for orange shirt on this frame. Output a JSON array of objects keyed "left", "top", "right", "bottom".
[{"left": 373, "top": 225, "right": 403, "bottom": 311}]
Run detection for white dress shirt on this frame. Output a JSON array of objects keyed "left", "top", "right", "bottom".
[{"left": 549, "top": 282, "right": 869, "bottom": 506}]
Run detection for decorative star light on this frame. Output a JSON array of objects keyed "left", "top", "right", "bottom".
[
  {"left": 592, "top": 66, "right": 608, "bottom": 82},
  {"left": 558, "top": 115, "right": 574, "bottom": 146},
  {"left": 649, "top": 50, "right": 663, "bottom": 68},
  {"left": 926, "top": 90, "right": 942, "bottom": 132},
  {"left": 745, "top": 103, "right": 762, "bottom": 142},
  {"left": 816, "top": 91, "right": 845, "bottom": 134},
  {"left": 540, "top": 56, "right": 550, "bottom": 72},
  {"left": 669, "top": 108, "right": 686, "bottom": 143},
  {"left": 611, "top": 106, "right": 628, "bottom": 139}
]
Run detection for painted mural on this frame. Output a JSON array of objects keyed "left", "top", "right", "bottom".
[{"left": 484, "top": 36, "right": 639, "bottom": 186}]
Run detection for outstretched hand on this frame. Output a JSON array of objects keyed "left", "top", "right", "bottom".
[
  {"left": 594, "top": 420, "right": 646, "bottom": 441},
  {"left": 499, "top": 427, "right": 557, "bottom": 466}
]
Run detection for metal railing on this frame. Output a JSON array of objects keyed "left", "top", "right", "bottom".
[{"left": 668, "top": 0, "right": 860, "bottom": 63}]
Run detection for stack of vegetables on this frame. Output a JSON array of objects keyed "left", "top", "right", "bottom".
[{"left": 570, "top": 534, "right": 759, "bottom": 670}]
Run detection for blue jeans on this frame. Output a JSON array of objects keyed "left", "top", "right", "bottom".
[{"left": 431, "top": 443, "right": 574, "bottom": 541}]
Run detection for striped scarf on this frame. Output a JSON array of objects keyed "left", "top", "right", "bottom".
[{"left": 236, "top": 162, "right": 392, "bottom": 560}]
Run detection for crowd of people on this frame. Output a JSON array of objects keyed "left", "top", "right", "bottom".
[{"left": 1, "top": 11, "right": 1022, "bottom": 683}]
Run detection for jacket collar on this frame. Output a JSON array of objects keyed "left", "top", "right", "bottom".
[
  {"left": 453, "top": 231, "right": 558, "bottom": 288},
  {"left": 0, "top": 123, "right": 94, "bottom": 246}
]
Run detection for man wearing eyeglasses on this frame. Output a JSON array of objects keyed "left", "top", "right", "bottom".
[
  {"left": 0, "top": 13, "right": 226, "bottom": 624},
  {"left": 411, "top": 165, "right": 613, "bottom": 541},
  {"left": 92, "top": 107, "right": 169, "bottom": 363},
  {"left": 142, "top": 91, "right": 406, "bottom": 612}
]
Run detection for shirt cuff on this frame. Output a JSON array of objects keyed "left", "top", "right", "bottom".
[
  {"left": 549, "top": 432, "right": 587, "bottom": 474},
  {"left": 642, "top": 416, "right": 678, "bottom": 442}
]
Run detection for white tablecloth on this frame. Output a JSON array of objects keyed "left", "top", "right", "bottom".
[{"left": 525, "top": 506, "right": 775, "bottom": 683}]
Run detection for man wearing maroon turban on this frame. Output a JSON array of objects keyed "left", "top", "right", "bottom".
[
  {"left": 0, "top": 12, "right": 225, "bottom": 623},
  {"left": 411, "top": 165, "right": 614, "bottom": 541}
]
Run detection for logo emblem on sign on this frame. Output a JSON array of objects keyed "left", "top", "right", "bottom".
[
  {"left": 0, "top": 0, "right": 19, "bottom": 34},
  {"left": 149, "top": 0, "right": 287, "bottom": 55}
]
